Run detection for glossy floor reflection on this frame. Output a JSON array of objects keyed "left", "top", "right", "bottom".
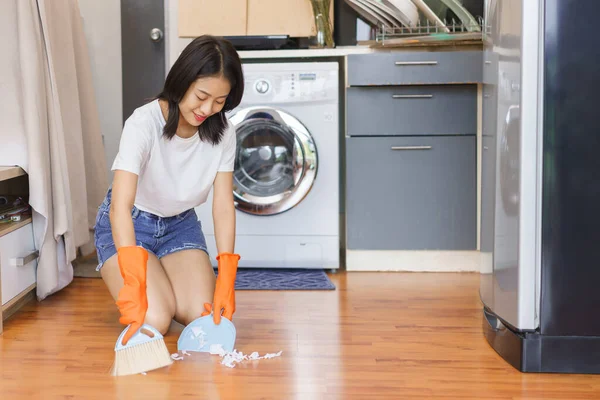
[{"left": 1, "top": 272, "right": 600, "bottom": 399}]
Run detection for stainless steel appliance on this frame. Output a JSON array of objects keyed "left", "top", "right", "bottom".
[{"left": 480, "top": 0, "right": 600, "bottom": 373}]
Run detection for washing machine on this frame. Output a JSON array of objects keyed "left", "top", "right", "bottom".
[{"left": 194, "top": 61, "right": 340, "bottom": 270}]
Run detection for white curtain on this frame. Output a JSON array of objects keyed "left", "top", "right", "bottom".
[{"left": 1, "top": 0, "right": 108, "bottom": 300}]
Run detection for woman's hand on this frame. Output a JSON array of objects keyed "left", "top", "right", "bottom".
[
  {"left": 115, "top": 246, "right": 149, "bottom": 345},
  {"left": 202, "top": 252, "right": 240, "bottom": 324}
]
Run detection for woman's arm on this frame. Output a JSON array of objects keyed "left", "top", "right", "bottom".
[
  {"left": 212, "top": 171, "right": 236, "bottom": 253},
  {"left": 204, "top": 170, "right": 239, "bottom": 324},
  {"left": 109, "top": 170, "right": 150, "bottom": 345},
  {"left": 109, "top": 170, "right": 139, "bottom": 249}
]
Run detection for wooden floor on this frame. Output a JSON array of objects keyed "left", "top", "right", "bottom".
[{"left": 1, "top": 272, "right": 600, "bottom": 399}]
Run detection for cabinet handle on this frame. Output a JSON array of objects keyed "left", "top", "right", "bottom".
[
  {"left": 10, "top": 250, "right": 39, "bottom": 267},
  {"left": 392, "top": 94, "right": 433, "bottom": 99},
  {"left": 395, "top": 61, "right": 438, "bottom": 66},
  {"left": 391, "top": 146, "right": 432, "bottom": 151}
]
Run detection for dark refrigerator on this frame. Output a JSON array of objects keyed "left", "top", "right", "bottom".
[{"left": 480, "top": 0, "right": 600, "bottom": 373}]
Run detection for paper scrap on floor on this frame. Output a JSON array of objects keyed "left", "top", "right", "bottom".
[
  {"left": 170, "top": 327, "right": 282, "bottom": 368},
  {"left": 209, "top": 344, "right": 283, "bottom": 368},
  {"left": 169, "top": 346, "right": 282, "bottom": 369}
]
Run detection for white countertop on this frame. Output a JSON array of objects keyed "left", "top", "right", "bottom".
[
  {"left": 237, "top": 46, "right": 376, "bottom": 59},
  {"left": 236, "top": 43, "right": 483, "bottom": 59}
]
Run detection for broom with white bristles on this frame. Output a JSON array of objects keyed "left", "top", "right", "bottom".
[
  {"left": 110, "top": 323, "right": 173, "bottom": 376},
  {"left": 110, "top": 246, "right": 173, "bottom": 376}
]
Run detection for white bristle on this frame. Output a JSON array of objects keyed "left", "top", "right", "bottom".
[{"left": 110, "top": 338, "right": 173, "bottom": 376}]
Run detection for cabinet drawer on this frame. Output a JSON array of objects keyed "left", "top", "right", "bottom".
[
  {"left": 347, "top": 51, "right": 483, "bottom": 86},
  {"left": 345, "top": 136, "right": 477, "bottom": 250},
  {"left": 0, "top": 223, "right": 37, "bottom": 306},
  {"left": 347, "top": 85, "right": 477, "bottom": 136}
]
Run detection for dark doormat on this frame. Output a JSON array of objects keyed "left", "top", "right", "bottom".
[
  {"left": 73, "top": 255, "right": 335, "bottom": 290},
  {"left": 227, "top": 268, "right": 336, "bottom": 290}
]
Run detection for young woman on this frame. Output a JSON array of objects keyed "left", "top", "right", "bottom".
[{"left": 93, "top": 35, "right": 243, "bottom": 344}]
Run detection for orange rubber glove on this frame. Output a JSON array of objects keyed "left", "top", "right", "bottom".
[
  {"left": 115, "top": 246, "right": 149, "bottom": 345},
  {"left": 201, "top": 252, "right": 240, "bottom": 324}
]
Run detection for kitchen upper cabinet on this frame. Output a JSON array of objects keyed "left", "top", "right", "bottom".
[
  {"left": 178, "top": 0, "right": 333, "bottom": 38},
  {"left": 246, "top": 0, "right": 332, "bottom": 37},
  {"left": 178, "top": 0, "right": 248, "bottom": 37}
]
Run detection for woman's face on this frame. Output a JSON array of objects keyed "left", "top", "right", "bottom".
[{"left": 179, "top": 75, "right": 231, "bottom": 127}]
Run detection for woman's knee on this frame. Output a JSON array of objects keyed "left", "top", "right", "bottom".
[
  {"left": 179, "top": 302, "right": 211, "bottom": 326},
  {"left": 143, "top": 254, "right": 177, "bottom": 334},
  {"left": 159, "top": 249, "right": 216, "bottom": 326},
  {"left": 144, "top": 306, "right": 175, "bottom": 335}
]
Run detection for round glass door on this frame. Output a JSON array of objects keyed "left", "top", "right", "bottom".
[{"left": 229, "top": 107, "right": 318, "bottom": 216}]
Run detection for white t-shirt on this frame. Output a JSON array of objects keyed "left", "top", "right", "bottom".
[{"left": 111, "top": 99, "right": 236, "bottom": 217}]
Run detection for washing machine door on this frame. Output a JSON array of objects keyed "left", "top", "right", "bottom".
[{"left": 229, "top": 106, "right": 317, "bottom": 216}]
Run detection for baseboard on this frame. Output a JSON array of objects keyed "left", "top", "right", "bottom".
[
  {"left": 346, "top": 250, "right": 481, "bottom": 272},
  {"left": 479, "top": 251, "right": 493, "bottom": 274},
  {"left": 2, "top": 283, "right": 36, "bottom": 321}
]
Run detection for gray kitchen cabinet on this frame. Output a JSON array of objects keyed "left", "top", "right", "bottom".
[
  {"left": 345, "top": 50, "right": 481, "bottom": 252},
  {"left": 345, "top": 136, "right": 477, "bottom": 251},
  {"left": 347, "top": 85, "right": 477, "bottom": 136},
  {"left": 347, "top": 51, "right": 483, "bottom": 86}
]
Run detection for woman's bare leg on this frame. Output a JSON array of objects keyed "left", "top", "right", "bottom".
[
  {"left": 160, "top": 249, "right": 216, "bottom": 326},
  {"left": 100, "top": 252, "right": 177, "bottom": 335}
]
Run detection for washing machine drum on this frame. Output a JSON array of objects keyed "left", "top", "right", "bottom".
[{"left": 229, "top": 107, "right": 318, "bottom": 216}]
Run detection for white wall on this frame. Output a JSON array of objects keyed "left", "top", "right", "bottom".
[
  {"left": 78, "top": 0, "right": 178, "bottom": 181},
  {"left": 78, "top": 0, "right": 122, "bottom": 181},
  {"left": 165, "top": 0, "right": 191, "bottom": 70}
]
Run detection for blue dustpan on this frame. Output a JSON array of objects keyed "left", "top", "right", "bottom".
[{"left": 177, "top": 315, "right": 236, "bottom": 353}]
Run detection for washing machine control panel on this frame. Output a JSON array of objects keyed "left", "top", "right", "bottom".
[
  {"left": 243, "top": 69, "right": 338, "bottom": 104},
  {"left": 255, "top": 79, "right": 270, "bottom": 94}
]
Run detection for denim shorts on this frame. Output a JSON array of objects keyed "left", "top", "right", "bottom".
[{"left": 93, "top": 188, "right": 208, "bottom": 271}]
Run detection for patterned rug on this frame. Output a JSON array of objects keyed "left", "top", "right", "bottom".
[
  {"left": 227, "top": 268, "right": 336, "bottom": 290},
  {"left": 73, "top": 256, "right": 335, "bottom": 290}
]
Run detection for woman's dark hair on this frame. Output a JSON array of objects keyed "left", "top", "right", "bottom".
[{"left": 156, "top": 35, "right": 244, "bottom": 145}]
